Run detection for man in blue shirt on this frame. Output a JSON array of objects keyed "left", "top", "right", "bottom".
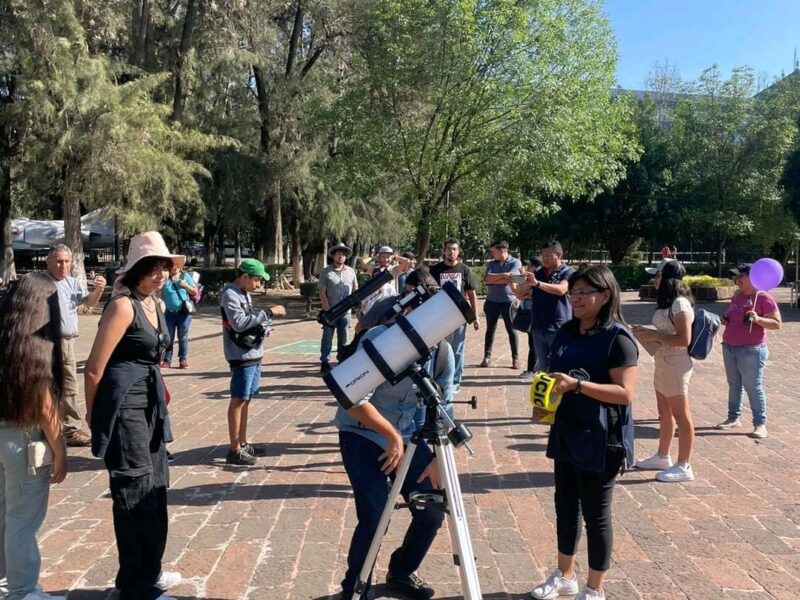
[
  {"left": 481, "top": 240, "right": 522, "bottom": 368},
  {"left": 522, "top": 240, "right": 574, "bottom": 371},
  {"left": 334, "top": 272, "right": 454, "bottom": 600}
]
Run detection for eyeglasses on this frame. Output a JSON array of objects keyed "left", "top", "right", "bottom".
[{"left": 568, "top": 290, "right": 601, "bottom": 299}]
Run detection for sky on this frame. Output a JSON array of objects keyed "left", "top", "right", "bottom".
[{"left": 604, "top": 0, "right": 800, "bottom": 90}]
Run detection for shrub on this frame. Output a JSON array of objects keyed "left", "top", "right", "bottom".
[{"left": 683, "top": 275, "right": 734, "bottom": 288}]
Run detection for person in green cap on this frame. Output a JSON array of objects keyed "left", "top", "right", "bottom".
[{"left": 219, "top": 258, "right": 285, "bottom": 465}]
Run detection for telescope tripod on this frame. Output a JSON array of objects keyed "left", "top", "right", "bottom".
[{"left": 354, "top": 363, "right": 483, "bottom": 600}]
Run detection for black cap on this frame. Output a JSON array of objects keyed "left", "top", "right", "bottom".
[
  {"left": 659, "top": 259, "right": 687, "bottom": 280},
  {"left": 729, "top": 263, "right": 752, "bottom": 277},
  {"left": 526, "top": 256, "right": 544, "bottom": 269}
]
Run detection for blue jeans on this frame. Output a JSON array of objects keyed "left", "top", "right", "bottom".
[
  {"left": 533, "top": 329, "right": 559, "bottom": 372},
  {"left": 339, "top": 431, "right": 444, "bottom": 597},
  {"left": 320, "top": 315, "right": 350, "bottom": 363},
  {"left": 0, "top": 425, "right": 51, "bottom": 600},
  {"left": 723, "top": 343, "right": 769, "bottom": 426},
  {"left": 446, "top": 324, "right": 467, "bottom": 385},
  {"left": 164, "top": 310, "right": 192, "bottom": 363}
]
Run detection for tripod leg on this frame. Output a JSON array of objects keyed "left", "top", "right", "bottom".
[
  {"left": 436, "top": 442, "right": 483, "bottom": 600},
  {"left": 354, "top": 441, "right": 418, "bottom": 598}
]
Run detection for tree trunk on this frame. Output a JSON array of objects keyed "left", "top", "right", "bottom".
[
  {"left": 63, "top": 171, "right": 86, "bottom": 287},
  {"left": 131, "top": 0, "right": 150, "bottom": 68},
  {"left": 290, "top": 215, "right": 304, "bottom": 284},
  {"left": 261, "top": 179, "right": 283, "bottom": 264},
  {"left": 234, "top": 228, "right": 242, "bottom": 264},
  {"left": 171, "top": 0, "right": 198, "bottom": 123},
  {"left": 203, "top": 219, "right": 217, "bottom": 268},
  {"left": 0, "top": 161, "right": 15, "bottom": 283},
  {"left": 414, "top": 205, "right": 433, "bottom": 261}
]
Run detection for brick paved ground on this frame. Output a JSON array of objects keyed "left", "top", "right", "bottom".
[{"left": 36, "top": 290, "right": 800, "bottom": 599}]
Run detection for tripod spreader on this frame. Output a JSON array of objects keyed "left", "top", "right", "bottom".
[{"left": 452, "top": 395, "right": 478, "bottom": 410}]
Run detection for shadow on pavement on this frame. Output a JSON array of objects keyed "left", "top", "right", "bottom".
[
  {"left": 168, "top": 481, "right": 352, "bottom": 505},
  {"left": 461, "top": 471, "right": 552, "bottom": 492},
  {"left": 64, "top": 591, "right": 234, "bottom": 600}
]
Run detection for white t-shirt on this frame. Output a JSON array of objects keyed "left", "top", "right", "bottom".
[{"left": 652, "top": 296, "right": 694, "bottom": 356}]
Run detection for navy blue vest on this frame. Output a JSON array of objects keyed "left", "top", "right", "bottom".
[{"left": 546, "top": 321, "right": 636, "bottom": 472}]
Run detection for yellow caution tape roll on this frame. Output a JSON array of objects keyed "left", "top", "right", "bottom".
[{"left": 528, "top": 372, "right": 562, "bottom": 424}]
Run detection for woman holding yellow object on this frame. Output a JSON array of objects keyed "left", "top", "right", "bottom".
[{"left": 530, "top": 265, "right": 638, "bottom": 600}]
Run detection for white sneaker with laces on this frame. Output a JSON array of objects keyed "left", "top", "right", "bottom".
[
  {"left": 156, "top": 571, "right": 183, "bottom": 591},
  {"left": 656, "top": 463, "right": 695, "bottom": 483},
  {"left": 634, "top": 453, "right": 673, "bottom": 471},
  {"left": 751, "top": 425, "right": 767, "bottom": 439},
  {"left": 529, "top": 569, "right": 579, "bottom": 599},
  {"left": 576, "top": 586, "right": 605, "bottom": 599},
  {"left": 715, "top": 417, "right": 741, "bottom": 429}
]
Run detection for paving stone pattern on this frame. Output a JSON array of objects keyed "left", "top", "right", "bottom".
[{"left": 37, "top": 291, "right": 800, "bottom": 599}]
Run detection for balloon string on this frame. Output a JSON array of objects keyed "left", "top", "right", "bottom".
[{"left": 749, "top": 291, "right": 760, "bottom": 333}]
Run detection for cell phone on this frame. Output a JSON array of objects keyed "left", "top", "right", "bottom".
[{"left": 510, "top": 275, "right": 528, "bottom": 284}]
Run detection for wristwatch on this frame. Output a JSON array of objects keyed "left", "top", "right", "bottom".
[{"left": 535, "top": 280, "right": 541, "bottom": 288}]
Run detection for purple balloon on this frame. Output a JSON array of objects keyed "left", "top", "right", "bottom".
[{"left": 749, "top": 258, "right": 784, "bottom": 291}]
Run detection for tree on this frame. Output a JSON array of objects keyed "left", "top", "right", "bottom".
[
  {"left": 336, "top": 0, "right": 636, "bottom": 259},
  {"left": 10, "top": 1, "right": 219, "bottom": 282},
  {"left": 668, "top": 66, "right": 797, "bottom": 272}
]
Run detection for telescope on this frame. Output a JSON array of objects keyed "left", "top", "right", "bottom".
[
  {"left": 323, "top": 281, "right": 475, "bottom": 409},
  {"left": 317, "top": 269, "right": 392, "bottom": 327}
]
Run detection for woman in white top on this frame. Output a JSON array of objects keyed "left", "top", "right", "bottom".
[{"left": 632, "top": 259, "right": 696, "bottom": 482}]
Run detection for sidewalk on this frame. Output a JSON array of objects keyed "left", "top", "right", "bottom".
[{"left": 38, "top": 291, "right": 800, "bottom": 599}]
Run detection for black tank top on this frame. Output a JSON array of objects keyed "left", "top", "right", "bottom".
[{"left": 108, "top": 295, "right": 169, "bottom": 366}]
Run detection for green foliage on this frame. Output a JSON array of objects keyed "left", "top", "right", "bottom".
[{"left": 683, "top": 275, "right": 734, "bottom": 288}]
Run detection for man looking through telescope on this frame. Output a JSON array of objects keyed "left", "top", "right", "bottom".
[{"left": 333, "top": 270, "right": 454, "bottom": 600}]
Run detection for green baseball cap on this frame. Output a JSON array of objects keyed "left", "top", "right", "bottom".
[{"left": 237, "top": 258, "right": 270, "bottom": 281}]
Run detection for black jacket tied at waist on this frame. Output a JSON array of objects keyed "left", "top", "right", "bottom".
[{"left": 90, "top": 361, "right": 173, "bottom": 460}]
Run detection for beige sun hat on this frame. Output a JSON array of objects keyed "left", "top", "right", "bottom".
[{"left": 118, "top": 231, "right": 186, "bottom": 274}]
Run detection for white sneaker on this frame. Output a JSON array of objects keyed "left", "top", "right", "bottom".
[
  {"left": 21, "top": 588, "right": 66, "bottom": 600},
  {"left": 452, "top": 384, "right": 461, "bottom": 393},
  {"left": 576, "top": 586, "right": 605, "bottom": 599},
  {"left": 634, "top": 453, "right": 673, "bottom": 471},
  {"left": 656, "top": 463, "right": 695, "bottom": 483},
  {"left": 751, "top": 425, "right": 767, "bottom": 439},
  {"left": 520, "top": 370, "right": 535, "bottom": 378},
  {"left": 530, "top": 569, "right": 579, "bottom": 599},
  {"left": 156, "top": 571, "right": 182, "bottom": 590},
  {"left": 715, "top": 417, "right": 741, "bottom": 429}
]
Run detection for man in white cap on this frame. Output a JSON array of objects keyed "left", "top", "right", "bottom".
[
  {"left": 318, "top": 243, "right": 358, "bottom": 373},
  {"left": 45, "top": 243, "right": 106, "bottom": 446}
]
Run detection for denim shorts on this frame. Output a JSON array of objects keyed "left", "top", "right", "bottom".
[{"left": 230, "top": 364, "right": 261, "bottom": 401}]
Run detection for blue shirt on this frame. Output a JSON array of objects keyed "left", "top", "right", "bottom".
[
  {"left": 163, "top": 273, "right": 193, "bottom": 313},
  {"left": 484, "top": 257, "right": 522, "bottom": 303},
  {"left": 531, "top": 263, "right": 575, "bottom": 331},
  {"left": 334, "top": 326, "right": 455, "bottom": 450},
  {"left": 46, "top": 274, "right": 89, "bottom": 337}
]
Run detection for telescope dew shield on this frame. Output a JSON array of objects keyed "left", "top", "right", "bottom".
[
  {"left": 318, "top": 269, "right": 393, "bottom": 327},
  {"left": 324, "top": 282, "right": 475, "bottom": 408},
  {"left": 528, "top": 372, "right": 562, "bottom": 424}
]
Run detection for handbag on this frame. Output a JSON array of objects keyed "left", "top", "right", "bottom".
[
  {"left": 512, "top": 298, "right": 532, "bottom": 332},
  {"left": 181, "top": 299, "right": 196, "bottom": 315},
  {"left": 26, "top": 438, "right": 54, "bottom": 475}
]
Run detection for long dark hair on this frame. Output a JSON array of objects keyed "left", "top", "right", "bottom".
[
  {"left": 0, "top": 273, "right": 64, "bottom": 427},
  {"left": 567, "top": 265, "right": 626, "bottom": 329},
  {"left": 656, "top": 277, "right": 694, "bottom": 310}
]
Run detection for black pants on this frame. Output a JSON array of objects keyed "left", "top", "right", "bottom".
[
  {"left": 104, "top": 396, "right": 169, "bottom": 600},
  {"left": 483, "top": 300, "right": 518, "bottom": 360},
  {"left": 554, "top": 450, "right": 624, "bottom": 572},
  {"left": 526, "top": 330, "right": 537, "bottom": 371}
]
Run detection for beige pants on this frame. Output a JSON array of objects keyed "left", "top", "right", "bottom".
[{"left": 60, "top": 337, "right": 84, "bottom": 434}]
